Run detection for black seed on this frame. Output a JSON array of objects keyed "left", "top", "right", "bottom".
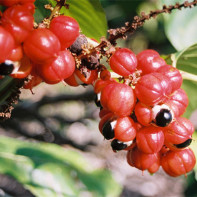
[
  {"left": 155, "top": 109, "right": 172, "bottom": 127},
  {"left": 174, "top": 139, "right": 192, "bottom": 149},
  {"left": 111, "top": 139, "right": 127, "bottom": 151},
  {"left": 0, "top": 61, "right": 14, "bottom": 75},
  {"left": 102, "top": 121, "right": 115, "bottom": 140},
  {"left": 94, "top": 94, "right": 102, "bottom": 108}
]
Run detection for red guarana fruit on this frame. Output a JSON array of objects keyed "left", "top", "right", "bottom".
[
  {"left": 165, "top": 88, "right": 188, "bottom": 117},
  {"left": 94, "top": 78, "right": 115, "bottom": 94},
  {"left": 0, "top": 0, "right": 35, "bottom": 7},
  {"left": 127, "top": 147, "right": 159, "bottom": 171},
  {"left": 100, "top": 82, "right": 136, "bottom": 117},
  {"left": 37, "top": 50, "right": 75, "bottom": 84},
  {"left": 134, "top": 102, "right": 152, "bottom": 126},
  {"left": 134, "top": 72, "right": 172, "bottom": 106},
  {"left": 136, "top": 126, "right": 164, "bottom": 154},
  {"left": 114, "top": 116, "right": 136, "bottom": 142},
  {"left": 137, "top": 49, "right": 166, "bottom": 75},
  {"left": 8, "top": 45, "right": 23, "bottom": 61},
  {"left": 164, "top": 117, "right": 194, "bottom": 146},
  {"left": 49, "top": 15, "right": 80, "bottom": 49},
  {"left": 23, "top": 28, "right": 61, "bottom": 64},
  {"left": 100, "top": 69, "right": 111, "bottom": 81},
  {"left": 0, "top": 26, "right": 15, "bottom": 63},
  {"left": 161, "top": 148, "right": 196, "bottom": 177},
  {"left": 109, "top": 48, "right": 137, "bottom": 76},
  {"left": 64, "top": 69, "right": 98, "bottom": 87},
  {"left": 157, "top": 65, "right": 183, "bottom": 93},
  {"left": 1, "top": 5, "right": 34, "bottom": 44},
  {"left": 10, "top": 55, "right": 32, "bottom": 78}
]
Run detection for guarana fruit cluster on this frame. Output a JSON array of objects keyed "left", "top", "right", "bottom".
[
  {"left": 0, "top": 0, "right": 195, "bottom": 177},
  {"left": 0, "top": 0, "right": 81, "bottom": 87},
  {"left": 95, "top": 48, "right": 196, "bottom": 177}
]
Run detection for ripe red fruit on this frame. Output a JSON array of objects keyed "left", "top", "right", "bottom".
[
  {"left": 100, "top": 82, "right": 136, "bottom": 117},
  {"left": 99, "top": 113, "right": 116, "bottom": 140},
  {"left": 136, "top": 126, "right": 164, "bottom": 154},
  {"left": 114, "top": 116, "right": 136, "bottom": 142},
  {"left": 164, "top": 117, "right": 194, "bottom": 146},
  {"left": 165, "top": 88, "right": 188, "bottom": 117},
  {"left": 64, "top": 69, "right": 98, "bottom": 86},
  {"left": 8, "top": 45, "right": 23, "bottom": 61},
  {"left": 161, "top": 148, "right": 196, "bottom": 177},
  {"left": 148, "top": 157, "right": 160, "bottom": 174},
  {"left": 10, "top": 55, "right": 32, "bottom": 78},
  {"left": 23, "top": 72, "right": 42, "bottom": 90},
  {"left": 0, "top": 26, "right": 15, "bottom": 63},
  {"left": 49, "top": 15, "right": 80, "bottom": 49},
  {"left": 100, "top": 69, "right": 111, "bottom": 81},
  {"left": 1, "top": 5, "right": 34, "bottom": 44},
  {"left": 135, "top": 72, "right": 172, "bottom": 106},
  {"left": 134, "top": 102, "right": 152, "bottom": 126},
  {"left": 37, "top": 50, "right": 75, "bottom": 84},
  {"left": 127, "top": 147, "right": 159, "bottom": 170},
  {"left": 23, "top": 28, "right": 61, "bottom": 64},
  {"left": 157, "top": 65, "right": 182, "bottom": 93},
  {"left": 109, "top": 48, "right": 137, "bottom": 76},
  {"left": 137, "top": 49, "right": 166, "bottom": 75},
  {"left": 94, "top": 78, "right": 115, "bottom": 94},
  {"left": 99, "top": 108, "right": 111, "bottom": 119},
  {"left": 0, "top": 0, "right": 35, "bottom": 7}
]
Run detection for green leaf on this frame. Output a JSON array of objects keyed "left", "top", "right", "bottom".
[
  {"left": 159, "top": 0, "right": 197, "bottom": 50},
  {"left": 181, "top": 80, "right": 197, "bottom": 118},
  {"left": 0, "top": 137, "right": 122, "bottom": 197},
  {"left": 170, "top": 43, "right": 197, "bottom": 75},
  {"left": 34, "top": 0, "right": 107, "bottom": 42}
]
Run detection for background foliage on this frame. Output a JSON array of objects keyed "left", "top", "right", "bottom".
[{"left": 0, "top": 0, "right": 197, "bottom": 197}]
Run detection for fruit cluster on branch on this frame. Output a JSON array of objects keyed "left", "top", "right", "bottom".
[{"left": 0, "top": 0, "right": 196, "bottom": 177}]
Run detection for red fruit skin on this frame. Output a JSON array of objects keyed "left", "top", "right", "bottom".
[
  {"left": 10, "top": 55, "right": 32, "bottom": 78},
  {"left": 164, "top": 117, "right": 194, "bottom": 145},
  {"left": 135, "top": 72, "right": 172, "bottom": 106},
  {"left": 8, "top": 45, "right": 23, "bottom": 61},
  {"left": 157, "top": 65, "right": 182, "bottom": 93},
  {"left": 49, "top": 15, "right": 80, "bottom": 49},
  {"left": 0, "top": 26, "right": 15, "bottom": 63},
  {"left": 165, "top": 88, "right": 188, "bottom": 117},
  {"left": 136, "top": 126, "right": 165, "bottom": 154},
  {"left": 127, "top": 147, "right": 159, "bottom": 170},
  {"left": 98, "top": 112, "right": 115, "bottom": 134},
  {"left": 134, "top": 102, "right": 152, "bottom": 126},
  {"left": 94, "top": 79, "right": 115, "bottom": 94},
  {"left": 137, "top": 49, "right": 166, "bottom": 75},
  {"left": 101, "top": 82, "right": 136, "bottom": 117},
  {"left": 161, "top": 148, "right": 196, "bottom": 177},
  {"left": 23, "top": 69, "right": 42, "bottom": 90},
  {"left": 38, "top": 50, "right": 75, "bottom": 84},
  {"left": 22, "top": 3, "right": 35, "bottom": 14},
  {"left": 1, "top": 5, "right": 34, "bottom": 44},
  {"left": 99, "top": 108, "right": 111, "bottom": 119},
  {"left": 114, "top": 116, "right": 136, "bottom": 142},
  {"left": 109, "top": 48, "right": 137, "bottom": 76},
  {"left": 100, "top": 69, "right": 111, "bottom": 81},
  {"left": 23, "top": 28, "right": 61, "bottom": 64},
  {"left": 0, "top": 0, "right": 35, "bottom": 7},
  {"left": 65, "top": 69, "right": 98, "bottom": 86}
]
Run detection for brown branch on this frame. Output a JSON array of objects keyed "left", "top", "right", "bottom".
[{"left": 78, "top": 0, "right": 197, "bottom": 59}]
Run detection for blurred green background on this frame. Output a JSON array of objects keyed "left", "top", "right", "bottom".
[{"left": 0, "top": 0, "right": 197, "bottom": 197}]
